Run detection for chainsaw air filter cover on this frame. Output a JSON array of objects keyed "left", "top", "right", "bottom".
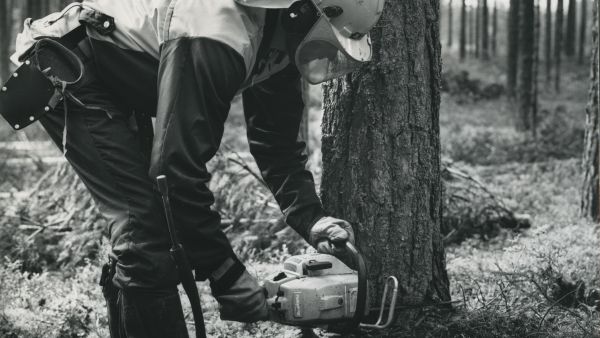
[{"left": 264, "top": 253, "right": 367, "bottom": 326}]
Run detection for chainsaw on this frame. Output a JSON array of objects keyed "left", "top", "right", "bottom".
[{"left": 264, "top": 242, "right": 399, "bottom": 331}]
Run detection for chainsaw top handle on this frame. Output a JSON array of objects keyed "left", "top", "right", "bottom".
[{"left": 344, "top": 242, "right": 368, "bottom": 330}]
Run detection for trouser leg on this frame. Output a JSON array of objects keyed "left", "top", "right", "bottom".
[
  {"left": 150, "top": 37, "right": 246, "bottom": 281},
  {"left": 36, "top": 48, "right": 187, "bottom": 335}
]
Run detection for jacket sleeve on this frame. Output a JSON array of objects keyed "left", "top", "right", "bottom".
[{"left": 242, "top": 64, "right": 326, "bottom": 241}]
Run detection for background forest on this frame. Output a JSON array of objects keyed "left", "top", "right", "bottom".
[{"left": 1, "top": 0, "right": 600, "bottom": 337}]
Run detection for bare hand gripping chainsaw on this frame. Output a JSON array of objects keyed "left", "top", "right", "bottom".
[{"left": 264, "top": 242, "right": 400, "bottom": 331}]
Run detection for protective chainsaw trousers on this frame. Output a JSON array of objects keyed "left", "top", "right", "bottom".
[{"left": 40, "top": 39, "right": 244, "bottom": 290}]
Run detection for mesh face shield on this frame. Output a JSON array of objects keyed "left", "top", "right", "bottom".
[
  {"left": 237, "top": 0, "right": 383, "bottom": 84},
  {"left": 294, "top": 15, "right": 372, "bottom": 84}
]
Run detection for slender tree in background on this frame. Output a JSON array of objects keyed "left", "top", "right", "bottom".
[
  {"left": 460, "top": 0, "right": 467, "bottom": 60},
  {"left": 475, "top": 0, "right": 481, "bottom": 58},
  {"left": 0, "top": 0, "right": 13, "bottom": 83},
  {"left": 518, "top": 0, "right": 535, "bottom": 131},
  {"left": 533, "top": 0, "right": 541, "bottom": 135},
  {"left": 448, "top": 0, "right": 454, "bottom": 47},
  {"left": 469, "top": 5, "right": 475, "bottom": 55},
  {"left": 579, "top": 0, "right": 588, "bottom": 64},
  {"left": 581, "top": 0, "right": 599, "bottom": 221},
  {"left": 555, "top": 0, "right": 564, "bottom": 92},
  {"left": 507, "top": 0, "right": 521, "bottom": 96},
  {"left": 322, "top": 0, "right": 450, "bottom": 311},
  {"left": 545, "top": 0, "right": 553, "bottom": 81},
  {"left": 492, "top": 0, "right": 498, "bottom": 56},
  {"left": 565, "top": 0, "right": 577, "bottom": 57},
  {"left": 482, "top": 0, "right": 489, "bottom": 60}
]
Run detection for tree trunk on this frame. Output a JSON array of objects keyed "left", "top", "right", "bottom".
[
  {"left": 555, "top": 0, "right": 564, "bottom": 92},
  {"left": 299, "top": 80, "right": 311, "bottom": 155},
  {"left": 518, "top": 0, "right": 535, "bottom": 131},
  {"left": 492, "top": 0, "right": 498, "bottom": 56},
  {"left": 565, "top": 0, "right": 577, "bottom": 56},
  {"left": 321, "top": 0, "right": 450, "bottom": 316},
  {"left": 533, "top": 0, "right": 541, "bottom": 135},
  {"left": 460, "top": 0, "right": 467, "bottom": 60},
  {"left": 448, "top": 0, "right": 453, "bottom": 47},
  {"left": 582, "top": 0, "right": 599, "bottom": 221},
  {"left": 546, "top": 0, "right": 553, "bottom": 81},
  {"left": 469, "top": 5, "right": 475, "bottom": 56},
  {"left": 507, "top": 0, "right": 521, "bottom": 96},
  {"left": 0, "top": 0, "right": 13, "bottom": 83},
  {"left": 482, "top": 0, "right": 489, "bottom": 60},
  {"left": 475, "top": 0, "right": 481, "bottom": 58},
  {"left": 579, "top": 0, "right": 588, "bottom": 64}
]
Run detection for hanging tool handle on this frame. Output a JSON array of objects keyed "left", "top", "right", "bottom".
[{"left": 156, "top": 175, "right": 207, "bottom": 338}]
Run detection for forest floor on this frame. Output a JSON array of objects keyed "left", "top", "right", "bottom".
[{"left": 1, "top": 55, "right": 599, "bottom": 337}]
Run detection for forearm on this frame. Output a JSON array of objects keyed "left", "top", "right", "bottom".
[{"left": 243, "top": 65, "right": 325, "bottom": 240}]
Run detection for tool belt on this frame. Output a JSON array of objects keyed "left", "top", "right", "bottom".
[
  {"left": 0, "top": 34, "right": 84, "bottom": 131},
  {"left": 0, "top": 6, "right": 115, "bottom": 131}
]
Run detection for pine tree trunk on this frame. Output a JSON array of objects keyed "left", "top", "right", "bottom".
[
  {"left": 460, "top": 0, "right": 467, "bottom": 60},
  {"left": 469, "top": 5, "right": 475, "bottom": 55},
  {"left": 533, "top": 0, "right": 541, "bottom": 135},
  {"left": 475, "top": 0, "right": 481, "bottom": 58},
  {"left": 582, "top": 0, "right": 599, "bottom": 220},
  {"left": 448, "top": 0, "right": 454, "bottom": 47},
  {"left": 546, "top": 0, "right": 553, "bottom": 81},
  {"left": 0, "top": 0, "right": 13, "bottom": 83},
  {"left": 555, "top": 0, "right": 564, "bottom": 92},
  {"left": 579, "top": 0, "right": 588, "bottom": 64},
  {"left": 507, "top": 0, "right": 521, "bottom": 96},
  {"left": 518, "top": 0, "right": 535, "bottom": 131},
  {"left": 565, "top": 0, "right": 577, "bottom": 56},
  {"left": 321, "top": 0, "right": 450, "bottom": 314},
  {"left": 482, "top": 0, "right": 489, "bottom": 60},
  {"left": 492, "top": 0, "right": 498, "bottom": 56}
]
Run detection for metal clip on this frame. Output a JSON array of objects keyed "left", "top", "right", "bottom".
[{"left": 360, "top": 276, "right": 399, "bottom": 329}]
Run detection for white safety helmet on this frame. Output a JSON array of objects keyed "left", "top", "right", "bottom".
[{"left": 235, "top": 0, "right": 385, "bottom": 84}]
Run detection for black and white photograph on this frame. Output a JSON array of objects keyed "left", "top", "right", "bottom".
[{"left": 0, "top": 0, "right": 599, "bottom": 337}]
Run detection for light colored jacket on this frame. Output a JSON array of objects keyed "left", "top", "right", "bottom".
[{"left": 12, "top": 0, "right": 290, "bottom": 85}]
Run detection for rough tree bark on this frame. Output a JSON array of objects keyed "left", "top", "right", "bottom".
[
  {"left": 507, "top": 0, "right": 521, "bottom": 96},
  {"left": 582, "top": 0, "right": 599, "bottom": 220},
  {"left": 518, "top": 0, "right": 535, "bottom": 131},
  {"left": 565, "top": 0, "right": 577, "bottom": 57},
  {"left": 321, "top": 0, "right": 451, "bottom": 317},
  {"left": 546, "top": 0, "right": 553, "bottom": 81},
  {"left": 579, "top": 0, "right": 588, "bottom": 64},
  {"left": 482, "top": 0, "right": 489, "bottom": 60},
  {"left": 448, "top": 0, "right": 453, "bottom": 47},
  {"left": 460, "top": 0, "right": 467, "bottom": 60},
  {"left": 492, "top": 0, "right": 497, "bottom": 56},
  {"left": 475, "top": 0, "right": 481, "bottom": 58},
  {"left": 555, "top": 0, "right": 564, "bottom": 92}
]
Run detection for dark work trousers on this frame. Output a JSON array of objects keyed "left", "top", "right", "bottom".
[{"left": 36, "top": 36, "right": 250, "bottom": 337}]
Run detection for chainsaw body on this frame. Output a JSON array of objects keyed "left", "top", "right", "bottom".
[{"left": 264, "top": 253, "right": 368, "bottom": 326}]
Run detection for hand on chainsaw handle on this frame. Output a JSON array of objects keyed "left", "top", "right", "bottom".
[{"left": 309, "top": 216, "right": 355, "bottom": 256}]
